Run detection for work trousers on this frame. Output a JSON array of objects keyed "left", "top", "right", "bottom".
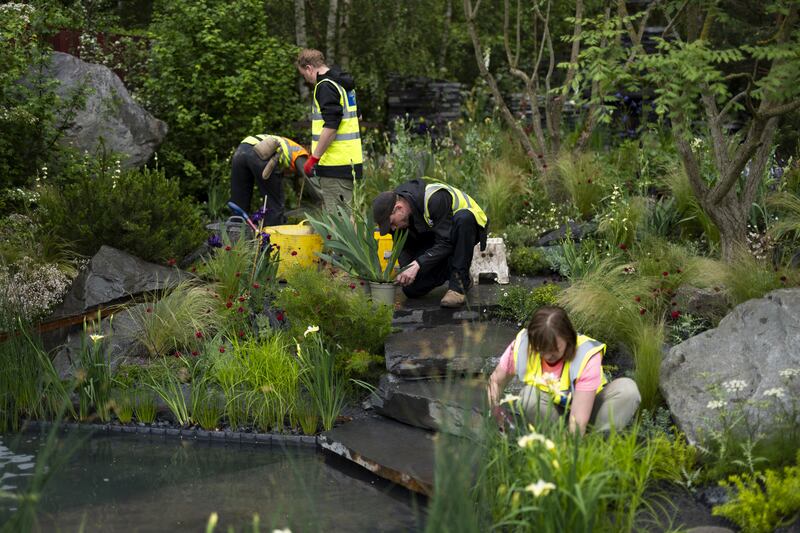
[
  {"left": 229, "top": 144, "right": 285, "bottom": 226},
  {"left": 520, "top": 377, "right": 641, "bottom": 432},
  {"left": 402, "top": 210, "right": 479, "bottom": 298}
]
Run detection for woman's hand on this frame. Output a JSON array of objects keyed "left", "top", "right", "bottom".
[{"left": 568, "top": 390, "right": 595, "bottom": 435}]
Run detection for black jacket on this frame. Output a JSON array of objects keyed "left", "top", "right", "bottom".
[
  {"left": 394, "top": 179, "right": 487, "bottom": 273},
  {"left": 314, "top": 67, "right": 363, "bottom": 179}
]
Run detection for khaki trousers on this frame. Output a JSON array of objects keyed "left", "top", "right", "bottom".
[
  {"left": 312, "top": 177, "right": 353, "bottom": 214},
  {"left": 520, "top": 377, "right": 641, "bottom": 432}
]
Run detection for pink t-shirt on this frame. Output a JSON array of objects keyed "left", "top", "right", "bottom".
[{"left": 498, "top": 338, "right": 602, "bottom": 392}]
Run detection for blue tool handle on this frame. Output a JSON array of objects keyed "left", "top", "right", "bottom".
[{"left": 227, "top": 201, "right": 251, "bottom": 221}]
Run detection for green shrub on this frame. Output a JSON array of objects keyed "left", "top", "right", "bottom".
[
  {"left": 38, "top": 159, "right": 206, "bottom": 263},
  {"left": 713, "top": 452, "right": 800, "bottom": 533},
  {"left": 503, "top": 223, "right": 542, "bottom": 249},
  {"left": 496, "top": 284, "right": 561, "bottom": 324},
  {"left": 140, "top": 0, "right": 302, "bottom": 197},
  {"left": 508, "top": 247, "right": 551, "bottom": 276},
  {"left": 274, "top": 266, "right": 393, "bottom": 354}
]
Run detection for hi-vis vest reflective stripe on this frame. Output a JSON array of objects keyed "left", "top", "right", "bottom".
[
  {"left": 511, "top": 329, "right": 607, "bottom": 407},
  {"left": 423, "top": 182, "right": 488, "bottom": 228},
  {"left": 242, "top": 135, "right": 309, "bottom": 172},
  {"left": 311, "top": 79, "right": 363, "bottom": 167}
]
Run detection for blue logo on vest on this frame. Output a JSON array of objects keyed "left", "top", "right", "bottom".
[{"left": 347, "top": 90, "right": 357, "bottom": 107}]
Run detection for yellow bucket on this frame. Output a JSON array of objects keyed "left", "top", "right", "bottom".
[
  {"left": 374, "top": 231, "right": 394, "bottom": 271},
  {"left": 266, "top": 222, "right": 324, "bottom": 276}
]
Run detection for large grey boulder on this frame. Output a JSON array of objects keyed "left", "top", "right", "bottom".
[
  {"left": 661, "top": 288, "right": 800, "bottom": 444},
  {"left": 50, "top": 245, "right": 190, "bottom": 319},
  {"left": 44, "top": 52, "right": 167, "bottom": 167}
]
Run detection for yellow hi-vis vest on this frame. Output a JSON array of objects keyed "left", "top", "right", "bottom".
[
  {"left": 423, "top": 182, "right": 488, "bottom": 228},
  {"left": 511, "top": 329, "right": 607, "bottom": 408},
  {"left": 241, "top": 135, "right": 309, "bottom": 173},
  {"left": 311, "top": 79, "right": 363, "bottom": 167}
]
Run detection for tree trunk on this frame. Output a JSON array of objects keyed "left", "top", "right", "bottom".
[
  {"left": 294, "top": 0, "right": 309, "bottom": 100},
  {"left": 437, "top": 0, "right": 453, "bottom": 74},
  {"left": 338, "top": 0, "right": 351, "bottom": 70},
  {"left": 326, "top": 0, "right": 338, "bottom": 63}
]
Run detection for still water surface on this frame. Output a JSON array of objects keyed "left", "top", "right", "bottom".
[{"left": 0, "top": 431, "right": 423, "bottom": 532}]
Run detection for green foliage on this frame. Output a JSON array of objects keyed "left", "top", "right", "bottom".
[
  {"left": 503, "top": 223, "right": 543, "bottom": 250},
  {"left": 478, "top": 158, "right": 529, "bottom": 230},
  {"left": 37, "top": 158, "right": 206, "bottom": 263},
  {"left": 76, "top": 326, "right": 113, "bottom": 422},
  {"left": 508, "top": 247, "right": 551, "bottom": 276},
  {"left": 274, "top": 266, "right": 393, "bottom": 354},
  {"left": 627, "top": 319, "right": 665, "bottom": 412},
  {"left": 721, "top": 247, "right": 800, "bottom": 306},
  {"left": 552, "top": 152, "right": 613, "bottom": 220},
  {"left": 596, "top": 188, "right": 647, "bottom": 249},
  {"left": 130, "top": 279, "right": 220, "bottom": 357},
  {"left": 496, "top": 284, "right": 561, "bottom": 324},
  {"left": 111, "top": 388, "right": 134, "bottom": 424},
  {"left": 146, "top": 357, "right": 191, "bottom": 426},
  {"left": 140, "top": 0, "right": 302, "bottom": 197},
  {"left": 297, "top": 329, "right": 348, "bottom": 432},
  {"left": 661, "top": 162, "right": 720, "bottom": 244},
  {"left": 133, "top": 388, "right": 157, "bottom": 424},
  {"left": 713, "top": 452, "right": 800, "bottom": 533}
]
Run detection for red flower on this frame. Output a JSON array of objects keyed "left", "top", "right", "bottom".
[
  {"left": 195, "top": 331, "right": 203, "bottom": 338},
  {"left": 671, "top": 310, "right": 681, "bottom": 319},
  {"left": 219, "top": 347, "right": 225, "bottom": 353},
  {"left": 191, "top": 351, "right": 199, "bottom": 356},
  {"left": 671, "top": 301, "right": 677, "bottom": 306},
  {"left": 276, "top": 311, "right": 285, "bottom": 322},
  {"left": 349, "top": 283, "right": 356, "bottom": 289},
  {"left": 252, "top": 283, "right": 261, "bottom": 289},
  {"left": 237, "top": 306, "right": 245, "bottom": 313},
  {"left": 235, "top": 272, "right": 241, "bottom": 277},
  {"left": 190, "top": 266, "right": 197, "bottom": 273},
  {"left": 238, "top": 330, "right": 245, "bottom": 338},
  {"left": 618, "top": 243, "right": 627, "bottom": 250},
  {"left": 662, "top": 271, "right": 669, "bottom": 277},
  {"left": 175, "top": 351, "right": 182, "bottom": 357},
  {"left": 238, "top": 296, "right": 245, "bottom": 302},
  {"left": 639, "top": 308, "right": 646, "bottom": 315},
  {"left": 634, "top": 296, "right": 641, "bottom": 303},
  {"left": 359, "top": 281, "right": 365, "bottom": 286},
  {"left": 146, "top": 307, "right": 152, "bottom": 313},
  {"left": 326, "top": 235, "right": 332, "bottom": 240},
  {"left": 542, "top": 164, "right": 548, "bottom": 170},
  {"left": 167, "top": 258, "right": 176, "bottom": 267},
  {"left": 291, "top": 250, "right": 298, "bottom": 256},
  {"left": 226, "top": 301, "right": 233, "bottom": 309},
  {"left": 537, "top": 154, "right": 544, "bottom": 159},
  {"left": 225, "top": 245, "right": 231, "bottom": 251}
]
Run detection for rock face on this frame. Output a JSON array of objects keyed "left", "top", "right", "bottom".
[
  {"left": 661, "top": 288, "right": 800, "bottom": 444},
  {"left": 51, "top": 245, "right": 190, "bottom": 318},
  {"left": 673, "top": 285, "right": 731, "bottom": 324},
  {"left": 44, "top": 52, "right": 167, "bottom": 167},
  {"left": 384, "top": 322, "right": 517, "bottom": 378}
]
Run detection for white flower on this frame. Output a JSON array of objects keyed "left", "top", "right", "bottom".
[
  {"left": 763, "top": 387, "right": 785, "bottom": 399},
  {"left": 779, "top": 368, "right": 800, "bottom": 379},
  {"left": 272, "top": 529, "right": 292, "bottom": 533},
  {"left": 499, "top": 394, "right": 520, "bottom": 405},
  {"left": 722, "top": 380, "right": 747, "bottom": 394},
  {"left": 533, "top": 372, "right": 561, "bottom": 394},
  {"left": 706, "top": 400, "right": 726, "bottom": 410},
  {"left": 525, "top": 480, "right": 556, "bottom": 497},
  {"left": 89, "top": 334, "right": 105, "bottom": 343},
  {"left": 517, "top": 430, "right": 554, "bottom": 451},
  {"left": 303, "top": 325, "right": 320, "bottom": 337}
]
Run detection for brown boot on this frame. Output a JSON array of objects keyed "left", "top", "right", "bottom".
[{"left": 440, "top": 290, "right": 466, "bottom": 308}]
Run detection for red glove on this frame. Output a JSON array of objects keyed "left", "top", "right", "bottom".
[{"left": 303, "top": 155, "right": 320, "bottom": 177}]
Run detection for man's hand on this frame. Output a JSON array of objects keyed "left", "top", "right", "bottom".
[
  {"left": 395, "top": 261, "right": 420, "bottom": 287},
  {"left": 303, "top": 155, "right": 320, "bottom": 177}
]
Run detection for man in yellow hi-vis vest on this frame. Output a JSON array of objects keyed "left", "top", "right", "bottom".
[
  {"left": 229, "top": 134, "right": 323, "bottom": 226},
  {"left": 295, "top": 48, "right": 363, "bottom": 213},
  {"left": 372, "top": 178, "right": 488, "bottom": 308}
]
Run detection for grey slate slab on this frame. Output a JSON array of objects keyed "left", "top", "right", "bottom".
[
  {"left": 385, "top": 322, "right": 517, "bottom": 377},
  {"left": 371, "top": 376, "right": 488, "bottom": 436},
  {"left": 319, "top": 416, "right": 435, "bottom": 495}
]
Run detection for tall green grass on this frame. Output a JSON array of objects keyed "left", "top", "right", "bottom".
[
  {"left": 478, "top": 158, "right": 529, "bottom": 230},
  {"left": 76, "top": 323, "right": 113, "bottom": 422},
  {"left": 720, "top": 246, "right": 800, "bottom": 306},
  {"left": 552, "top": 152, "right": 612, "bottom": 220},
  {"left": 661, "top": 164, "right": 720, "bottom": 244},
  {"left": 297, "top": 330, "right": 347, "bottom": 432}
]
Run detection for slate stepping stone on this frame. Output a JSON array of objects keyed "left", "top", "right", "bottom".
[
  {"left": 384, "top": 322, "right": 517, "bottom": 377},
  {"left": 371, "top": 375, "right": 488, "bottom": 436},
  {"left": 319, "top": 416, "right": 435, "bottom": 495}
]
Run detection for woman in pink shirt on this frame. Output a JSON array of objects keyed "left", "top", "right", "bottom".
[{"left": 487, "top": 306, "right": 641, "bottom": 434}]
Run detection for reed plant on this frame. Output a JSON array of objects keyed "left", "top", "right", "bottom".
[
  {"left": 111, "top": 387, "right": 134, "bottom": 424},
  {"left": 478, "top": 158, "right": 529, "bottom": 230},
  {"left": 297, "top": 328, "right": 347, "bottom": 431},
  {"left": 191, "top": 375, "right": 223, "bottom": 430},
  {"left": 209, "top": 351, "right": 247, "bottom": 430},
  {"left": 147, "top": 358, "right": 191, "bottom": 426},
  {"left": 295, "top": 395, "right": 320, "bottom": 435},
  {"left": 75, "top": 323, "right": 113, "bottom": 422},
  {"left": 130, "top": 278, "right": 220, "bottom": 358},
  {"left": 133, "top": 388, "right": 157, "bottom": 424}
]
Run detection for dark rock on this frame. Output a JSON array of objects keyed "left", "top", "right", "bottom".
[
  {"left": 674, "top": 285, "right": 731, "bottom": 324},
  {"left": 684, "top": 528, "right": 735, "bottom": 533},
  {"left": 320, "top": 416, "right": 435, "bottom": 495},
  {"left": 535, "top": 220, "right": 596, "bottom": 247},
  {"left": 43, "top": 52, "right": 167, "bottom": 168},
  {"left": 661, "top": 288, "right": 800, "bottom": 444},
  {"left": 51, "top": 245, "right": 190, "bottom": 318},
  {"left": 384, "top": 322, "right": 517, "bottom": 377},
  {"left": 371, "top": 374, "right": 487, "bottom": 435},
  {"left": 698, "top": 485, "right": 730, "bottom": 507}
]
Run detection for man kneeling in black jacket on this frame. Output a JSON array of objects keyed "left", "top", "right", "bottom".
[{"left": 372, "top": 178, "right": 488, "bottom": 308}]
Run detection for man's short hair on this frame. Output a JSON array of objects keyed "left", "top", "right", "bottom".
[{"left": 296, "top": 48, "right": 326, "bottom": 69}]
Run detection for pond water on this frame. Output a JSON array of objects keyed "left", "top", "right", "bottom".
[{"left": 0, "top": 431, "right": 424, "bottom": 532}]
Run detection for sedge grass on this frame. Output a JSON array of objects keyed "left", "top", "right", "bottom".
[
  {"left": 130, "top": 279, "right": 220, "bottom": 357},
  {"left": 111, "top": 388, "right": 134, "bottom": 424},
  {"left": 75, "top": 321, "right": 113, "bottom": 422},
  {"left": 191, "top": 376, "right": 223, "bottom": 430},
  {"left": 297, "top": 330, "right": 347, "bottom": 432},
  {"left": 133, "top": 389, "right": 157, "bottom": 424},
  {"left": 628, "top": 319, "right": 666, "bottom": 412},
  {"left": 147, "top": 358, "right": 191, "bottom": 426},
  {"left": 552, "top": 152, "right": 612, "bottom": 220},
  {"left": 721, "top": 246, "right": 800, "bottom": 306},
  {"left": 478, "top": 158, "right": 529, "bottom": 230},
  {"left": 662, "top": 163, "right": 720, "bottom": 244}
]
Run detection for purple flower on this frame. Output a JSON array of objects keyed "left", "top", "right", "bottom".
[
  {"left": 251, "top": 208, "right": 266, "bottom": 224},
  {"left": 259, "top": 231, "right": 271, "bottom": 251},
  {"left": 208, "top": 234, "right": 223, "bottom": 248}
]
